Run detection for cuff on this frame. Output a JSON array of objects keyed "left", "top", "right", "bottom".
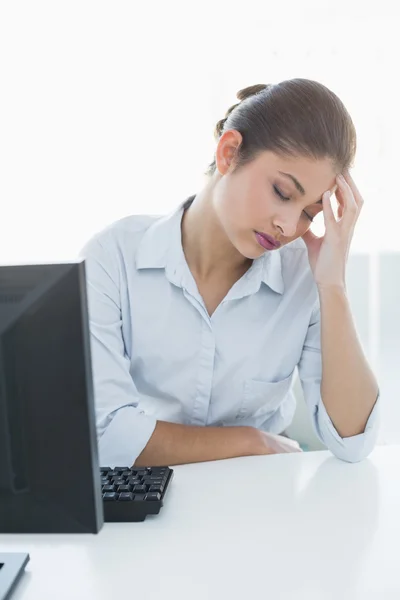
[{"left": 314, "top": 392, "right": 380, "bottom": 463}]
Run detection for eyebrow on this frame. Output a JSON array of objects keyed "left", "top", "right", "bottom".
[
  {"left": 278, "top": 171, "right": 306, "bottom": 195},
  {"left": 278, "top": 171, "right": 323, "bottom": 205}
]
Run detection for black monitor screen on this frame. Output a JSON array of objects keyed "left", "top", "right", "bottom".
[{"left": 0, "top": 261, "right": 103, "bottom": 533}]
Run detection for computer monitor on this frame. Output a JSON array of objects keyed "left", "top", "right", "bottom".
[{"left": 0, "top": 261, "right": 103, "bottom": 533}]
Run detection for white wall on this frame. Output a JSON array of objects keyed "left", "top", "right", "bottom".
[{"left": 1, "top": 1, "right": 400, "bottom": 263}]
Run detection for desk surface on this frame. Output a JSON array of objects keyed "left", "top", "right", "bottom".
[{"left": 1, "top": 445, "right": 400, "bottom": 600}]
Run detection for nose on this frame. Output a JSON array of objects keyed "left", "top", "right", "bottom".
[{"left": 273, "top": 211, "right": 300, "bottom": 239}]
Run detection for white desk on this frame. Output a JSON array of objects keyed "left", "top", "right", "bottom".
[{"left": 1, "top": 445, "right": 400, "bottom": 600}]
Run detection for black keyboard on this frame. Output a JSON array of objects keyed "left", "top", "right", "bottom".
[{"left": 100, "top": 466, "right": 174, "bottom": 522}]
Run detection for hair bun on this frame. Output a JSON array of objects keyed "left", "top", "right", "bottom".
[
  {"left": 236, "top": 84, "right": 271, "bottom": 102},
  {"left": 214, "top": 84, "right": 272, "bottom": 140}
]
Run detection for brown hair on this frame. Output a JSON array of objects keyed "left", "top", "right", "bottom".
[{"left": 206, "top": 79, "right": 357, "bottom": 177}]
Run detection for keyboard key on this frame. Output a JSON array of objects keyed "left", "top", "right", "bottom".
[
  {"left": 101, "top": 476, "right": 109, "bottom": 484},
  {"left": 119, "top": 492, "right": 134, "bottom": 501},
  {"left": 133, "top": 494, "right": 146, "bottom": 501},
  {"left": 112, "top": 471, "right": 126, "bottom": 479},
  {"left": 142, "top": 478, "right": 157, "bottom": 486},
  {"left": 102, "top": 484, "right": 116, "bottom": 493},
  {"left": 149, "top": 485, "right": 163, "bottom": 493},
  {"left": 114, "top": 467, "right": 130, "bottom": 471},
  {"left": 133, "top": 485, "right": 147, "bottom": 494},
  {"left": 103, "top": 492, "right": 118, "bottom": 501},
  {"left": 127, "top": 478, "right": 142, "bottom": 486},
  {"left": 135, "top": 470, "right": 147, "bottom": 478},
  {"left": 154, "top": 477, "right": 167, "bottom": 485},
  {"left": 148, "top": 481, "right": 165, "bottom": 491},
  {"left": 147, "top": 477, "right": 164, "bottom": 484},
  {"left": 145, "top": 492, "right": 161, "bottom": 501},
  {"left": 111, "top": 477, "right": 126, "bottom": 486},
  {"left": 151, "top": 468, "right": 167, "bottom": 475},
  {"left": 117, "top": 485, "right": 131, "bottom": 493},
  {"left": 122, "top": 470, "right": 132, "bottom": 477},
  {"left": 100, "top": 467, "right": 111, "bottom": 473}
]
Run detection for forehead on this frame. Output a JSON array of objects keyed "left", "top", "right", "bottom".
[{"left": 257, "top": 151, "right": 337, "bottom": 198}]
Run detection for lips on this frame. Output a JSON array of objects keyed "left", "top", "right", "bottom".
[{"left": 254, "top": 231, "right": 281, "bottom": 249}]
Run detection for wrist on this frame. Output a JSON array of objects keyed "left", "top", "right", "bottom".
[
  {"left": 239, "top": 426, "right": 262, "bottom": 456},
  {"left": 317, "top": 282, "right": 347, "bottom": 295}
]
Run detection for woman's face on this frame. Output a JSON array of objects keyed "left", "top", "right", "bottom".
[{"left": 212, "top": 130, "right": 338, "bottom": 259}]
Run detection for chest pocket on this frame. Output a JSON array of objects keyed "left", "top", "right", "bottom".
[{"left": 236, "top": 370, "right": 295, "bottom": 421}]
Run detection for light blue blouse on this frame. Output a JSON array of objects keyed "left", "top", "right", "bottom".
[{"left": 80, "top": 198, "right": 379, "bottom": 467}]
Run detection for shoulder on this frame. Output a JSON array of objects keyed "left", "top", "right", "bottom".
[{"left": 80, "top": 213, "right": 161, "bottom": 257}]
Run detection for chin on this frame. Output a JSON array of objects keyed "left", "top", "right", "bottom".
[{"left": 236, "top": 244, "right": 265, "bottom": 260}]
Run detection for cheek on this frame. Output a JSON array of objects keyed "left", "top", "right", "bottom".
[
  {"left": 247, "top": 188, "right": 276, "bottom": 221},
  {"left": 291, "top": 218, "right": 312, "bottom": 240},
  {"left": 303, "top": 219, "right": 313, "bottom": 231},
  {"left": 297, "top": 216, "right": 311, "bottom": 229},
  {"left": 233, "top": 185, "right": 265, "bottom": 223}
]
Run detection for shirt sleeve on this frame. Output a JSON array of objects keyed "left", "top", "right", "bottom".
[
  {"left": 297, "top": 299, "right": 380, "bottom": 463},
  {"left": 79, "top": 234, "right": 157, "bottom": 468}
]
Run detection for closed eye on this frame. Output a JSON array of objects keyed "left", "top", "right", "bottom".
[
  {"left": 273, "top": 185, "right": 314, "bottom": 222},
  {"left": 273, "top": 185, "right": 290, "bottom": 201}
]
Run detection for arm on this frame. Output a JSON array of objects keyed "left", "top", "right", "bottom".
[
  {"left": 135, "top": 422, "right": 302, "bottom": 466},
  {"left": 135, "top": 421, "right": 258, "bottom": 466},
  {"left": 298, "top": 296, "right": 380, "bottom": 463},
  {"left": 318, "top": 285, "right": 379, "bottom": 437},
  {"left": 300, "top": 171, "right": 380, "bottom": 462}
]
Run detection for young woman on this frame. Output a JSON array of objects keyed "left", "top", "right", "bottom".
[{"left": 81, "top": 79, "right": 380, "bottom": 468}]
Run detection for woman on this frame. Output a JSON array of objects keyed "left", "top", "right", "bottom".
[{"left": 81, "top": 79, "right": 380, "bottom": 468}]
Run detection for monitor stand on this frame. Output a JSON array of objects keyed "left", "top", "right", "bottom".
[{"left": 0, "top": 554, "right": 29, "bottom": 600}]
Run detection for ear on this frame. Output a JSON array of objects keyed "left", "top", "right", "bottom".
[{"left": 215, "top": 130, "right": 242, "bottom": 175}]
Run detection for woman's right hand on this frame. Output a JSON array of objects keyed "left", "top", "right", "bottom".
[{"left": 250, "top": 428, "right": 303, "bottom": 454}]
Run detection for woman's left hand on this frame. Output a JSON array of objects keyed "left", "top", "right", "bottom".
[{"left": 301, "top": 171, "right": 364, "bottom": 290}]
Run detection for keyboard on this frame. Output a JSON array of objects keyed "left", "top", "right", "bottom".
[{"left": 100, "top": 466, "right": 174, "bottom": 522}]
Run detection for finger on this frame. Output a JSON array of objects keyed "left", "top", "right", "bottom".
[
  {"left": 337, "top": 198, "right": 344, "bottom": 220},
  {"left": 336, "top": 174, "right": 358, "bottom": 225},
  {"left": 334, "top": 184, "right": 345, "bottom": 220},
  {"left": 343, "top": 170, "right": 364, "bottom": 209},
  {"left": 322, "top": 189, "right": 336, "bottom": 225},
  {"left": 338, "top": 173, "right": 359, "bottom": 212},
  {"left": 329, "top": 183, "right": 344, "bottom": 220}
]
